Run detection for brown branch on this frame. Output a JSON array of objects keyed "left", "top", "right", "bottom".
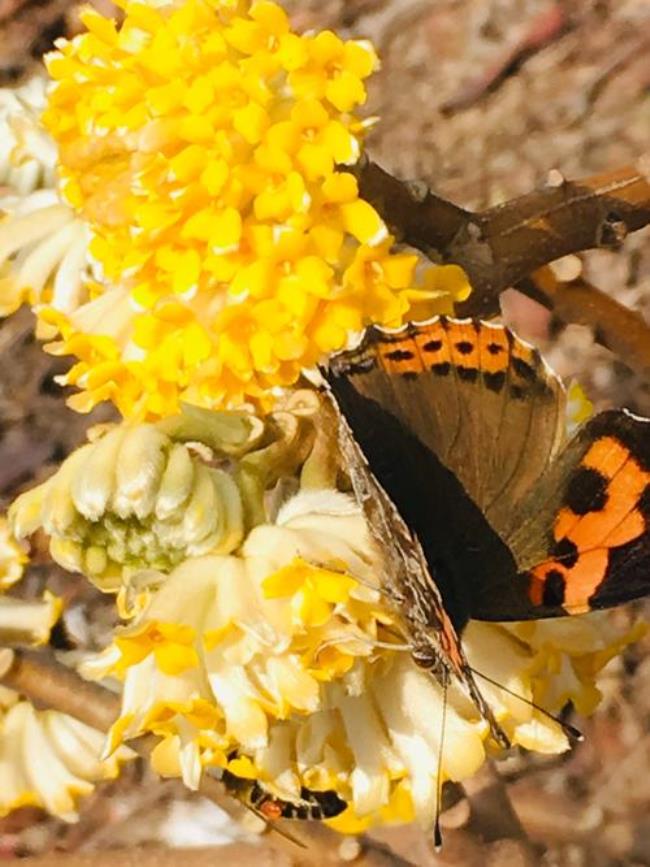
[
  {"left": 355, "top": 159, "right": 471, "bottom": 254},
  {"left": 7, "top": 846, "right": 293, "bottom": 867},
  {"left": 356, "top": 154, "right": 650, "bottom": 318},
  {"left": 462, "top": 763, "right": 532, "bottom": 850},
  {"left": 0, "top": 647, "right": 119, "bottom": 729},
  {"left": 522, "top": 267, "right": 650, "bottom": 376}
]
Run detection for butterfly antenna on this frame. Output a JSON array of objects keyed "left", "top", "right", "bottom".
[
  {"left": 433, "top": 669, "right": 449, "bottom": 852},
  {"left": 467, "top": 666, "right": 583, "bottom": 742}
]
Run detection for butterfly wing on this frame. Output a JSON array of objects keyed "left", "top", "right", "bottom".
[
  {"left": 323, "top": 317, "right": 566, "bottom": 630},
  {"left": 326, "top": 353, "right": 513, "bottom": 746},
  {"left": 479, "top": 408, "right": 650, "bottom": 619},
  {"left": 324, "top": 317, "right": 650, "bottom": 626}
]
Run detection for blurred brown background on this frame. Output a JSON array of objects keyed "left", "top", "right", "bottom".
[{"left": 0, "top": 1, "right": 649, "bottom": 865}]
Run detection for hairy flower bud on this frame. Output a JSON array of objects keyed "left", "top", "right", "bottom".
[{"left": 10, "top": 420, "right": 248, "bottom": 591}]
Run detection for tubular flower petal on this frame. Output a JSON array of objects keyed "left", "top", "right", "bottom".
[
  {"left": 0, "top": 692, "right": 133, "bottom": 822},
  {"left": 0, "top": 516, "right": 27, "bottom": 590},
  {"left": 0, "top": 593, "right": 62, "bottom": 646},
  {"left": 0, "top": 76, "right": 56, "bottom": 194},
  {"left": 9, "top": 415, "right": 249, "bottom": 592},
  {"left": 41, "top": 0, "right": 471, "bottom": 418},
  {"left": 0, "top": 191, "right": 91, "bottom": 318},
  {"left": 0, "top": 76, "right": 94, "bottom": 319},
  {"left": 80, "top": 487, "right": 639, "bottom": 827}
]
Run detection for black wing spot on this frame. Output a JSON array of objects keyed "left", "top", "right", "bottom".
[
  {"left": 542, "top": 569, "right": 566, "bottom": 607},
  {"left": 311, "top": 790, "right": 347, "bottom": 818},
  {"left": 423, "top": 339, "right": 443, "bottom": 352},
  {"left": 385, "top": 348, "right": 414, "bottom": 362},
  {"left": 431, "top": 362, "right": 451, "bottom": 376},
  {"left": 455, "top": 340, "right": 474, "bottom": 355},
  {"left": 250, "top": 782, "right": 264, "bottom": 805},
  {"left": 638, "top": 483, "right": 650, "bottom": 516},
  {"left": 401, "top": 370, "right": 418, "bottom": 380},
  {"left": 457, "top": 366, "right": 479, "bottom": 383},
  {"left": 483, "top": 371, "right": 506, "bottom": 392},
  {"left": 487, "top": 342, "right": 505, "bottom": 355},
  {"left": 551, "top": 536, "right": 579, "bottom": 568},
  {"left": 565, "top": 466, "right": 609, "bottom": 515},
  {"left": 512, "top": 356, "right": 537, "bottom": 381},
  {"left": 510, "top": 384, "right": 526, "bottom": 400}
]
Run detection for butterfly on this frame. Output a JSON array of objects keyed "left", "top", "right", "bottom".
[{"left": 321, "top": 316, "right": 650, "bottom": 748}]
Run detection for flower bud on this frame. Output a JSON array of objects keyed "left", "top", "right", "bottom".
[{"left": 10, "top": 421, "right": 246, "bottom": 591}]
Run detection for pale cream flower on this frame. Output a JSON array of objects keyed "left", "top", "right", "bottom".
[
  {"left": 80, "top": 487, "right": 637, "bottom": 829},
  {"left": 0, "top": 513, "right": 61, "bottom": 647},
  {"left": 0, "top": 189, "right": 91, "bottom": 318},
  {"left": 0, "top": 75, "right": 56, "bottom": 194},
  {"left": 0, "top": 593, "right": 62, "bottom": 646},
  {"left": 0, "top": 515, "right": 27, "bottom": 590},
  {"left": 0, "top": 75, "right": 93, "bottom": 319},
  {"left": 0, "top": 687, "right": 131, "bottom": 821}
]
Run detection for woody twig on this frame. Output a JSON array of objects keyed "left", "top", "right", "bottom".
[
  {"left": 356, "top": 154, "right": 650, "bottom": 374},
  {"left": 524, "top": 267, "right": 650, "bottom": 376}
]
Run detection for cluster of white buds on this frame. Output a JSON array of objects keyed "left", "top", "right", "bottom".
[{"left": 10, "top": 398, "right": 321, "bottom": 593}]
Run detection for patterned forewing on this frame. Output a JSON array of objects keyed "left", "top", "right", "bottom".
[{"left": 328, "top": 318, "right": 566, "bottom": 534}]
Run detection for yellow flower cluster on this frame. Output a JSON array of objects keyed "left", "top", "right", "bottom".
[
  {"left": 43, "top": 0, "right": 470, "bottom": 418},
  {"left": 82, "top": 490, "right": 388, "bottom": 787}
]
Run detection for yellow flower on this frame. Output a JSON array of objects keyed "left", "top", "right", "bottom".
[
  {"left": 0, "top": 687, "right": 132, "bottom": 822},
  {"left": 41, "top": 0, "right": 470, "bottom": 418},
  {"left": 263, "top": 557, "right": 358, "bottom": 629}
]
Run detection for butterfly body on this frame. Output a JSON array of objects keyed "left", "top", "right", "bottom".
[{"left": 321, "top": 317, "right": 650, "bottom": 742}]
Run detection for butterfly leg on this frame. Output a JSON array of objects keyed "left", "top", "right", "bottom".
[{"left": 411, "top": 636, "right": 511, "bottom": 750}]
